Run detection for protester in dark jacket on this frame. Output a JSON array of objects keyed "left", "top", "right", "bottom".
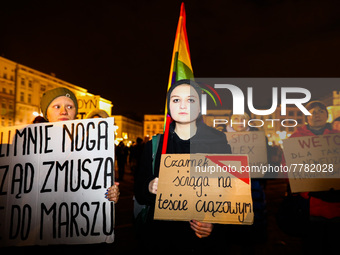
[
  {"left": 134, "top": 80, "right": 231, "bottom": 254},
  {"left": 288, "top": 101, "right": 340, "bottom": 220},
  {"left": 285, "top": 101, "right": 340, "bottom": 254}
]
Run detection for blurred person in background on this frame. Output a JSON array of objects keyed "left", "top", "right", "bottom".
[{"left": 332, "top": 116, "right": 340, "bottom": 131}]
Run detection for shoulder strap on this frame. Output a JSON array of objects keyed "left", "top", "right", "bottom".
[{"left": 151, "top": 134, "right": 162, "bottom": 174}]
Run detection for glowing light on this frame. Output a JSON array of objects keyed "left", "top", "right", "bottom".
[
  {"left": 33, "top": 111, "right": 42, "bottom": 117},
  {"left": 276, "top": 131, "right": 287, "bottom": 140}
]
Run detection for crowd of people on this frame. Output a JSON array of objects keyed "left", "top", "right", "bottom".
[
  {"left": 119, "top": 80, "right": 339, "bottom": 254},
  {"left": 29, "top": 82, "right": 339, "bottom": 254}
]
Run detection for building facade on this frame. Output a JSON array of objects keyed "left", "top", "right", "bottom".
[
  {"left": 0, "top": 56, "right": 112, "bottom": 127},
  {"left": 322, "top": 90, "right": 340, "bottom": 123},
  {"left": 113, "top": 115, "right": 143, "bottom": 147},
  {"left": 0, "top": 57, "right": 16, "bottom": 126},
  {"left": 143, "top": 114, "right": 164, "bottom": 139}
]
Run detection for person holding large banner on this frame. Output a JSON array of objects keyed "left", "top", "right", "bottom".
[
  {"left": 134, "top": 80, "right": 232, "bottom": 254},
  {"left": 282, "top": 101, "right": 340, "bottom": 254},
  {"left": 40, "top": 87, "right": 120, "bottom": 203},
  {"left": 1, "top": 88, "right": 119, "bottom": 249}
]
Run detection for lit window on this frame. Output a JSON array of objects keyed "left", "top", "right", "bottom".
[{"left": 20, "top": 92, "right": 25, "bottom": 102}]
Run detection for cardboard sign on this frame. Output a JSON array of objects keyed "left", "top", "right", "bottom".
[
  {"left": 225, "top": 131, "right": 268, "bottom": 178},
  {"left": 0, "top": 118, "right": 115, "bottom": 247},
  {"left": 154, "top": 154, "right": 254, "bottom": 225},
  {"left": 77, "top": 95, "right": 100, "bottom": 119},
  {"left": 282, "top": 133, "right": 340, "bottom": 193}
]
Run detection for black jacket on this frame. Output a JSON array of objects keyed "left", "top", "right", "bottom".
[{"left": 134, "top": 121, "right": 231, "bottom": 254}]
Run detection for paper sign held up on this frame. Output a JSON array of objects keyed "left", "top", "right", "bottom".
[
  {"left": 282, "top": 133, "right": 340, "bottom": 193},
  {"left": 225, "top": 131, "right": 268, "bottom": 178},
  {"left": 0, "top": 118, "right": 115, "bottom": 247},
  {"left": 154, "top": 154, "right": 254, "bottom": 225}
]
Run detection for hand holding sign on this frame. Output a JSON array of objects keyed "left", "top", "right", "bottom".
[
  {"left": 106, "top": 182, "right": 120, "bottom": 202},
  {"left": 190, "top": 220, "right": 213, "bottom": 238},
  {"left": 149, "top": 177, "right": 159, "bottom": 195}
]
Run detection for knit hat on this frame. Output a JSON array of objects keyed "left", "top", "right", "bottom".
[
  {"left": 40, "top": 87, "right": 78, "bottom": 120},
  {"left": 166, "top": 79, "right": 202, "bottom": 118}
]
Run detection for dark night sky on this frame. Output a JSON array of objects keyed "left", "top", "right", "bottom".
[{"left": 1, "top": 0, "right": 340, "bottom": 120}]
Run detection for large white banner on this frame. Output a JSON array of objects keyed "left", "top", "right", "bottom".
[{"left": 0, "top": 118, "right": 115, "bottom": 247}]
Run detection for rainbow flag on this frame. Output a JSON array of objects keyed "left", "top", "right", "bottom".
[{"left": 162, "top": 2, "right": 193, "bottom": 154}]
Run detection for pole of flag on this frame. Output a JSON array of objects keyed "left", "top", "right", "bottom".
[{"left": 162, "top": 2, "right": 194, "bottom": 154}]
